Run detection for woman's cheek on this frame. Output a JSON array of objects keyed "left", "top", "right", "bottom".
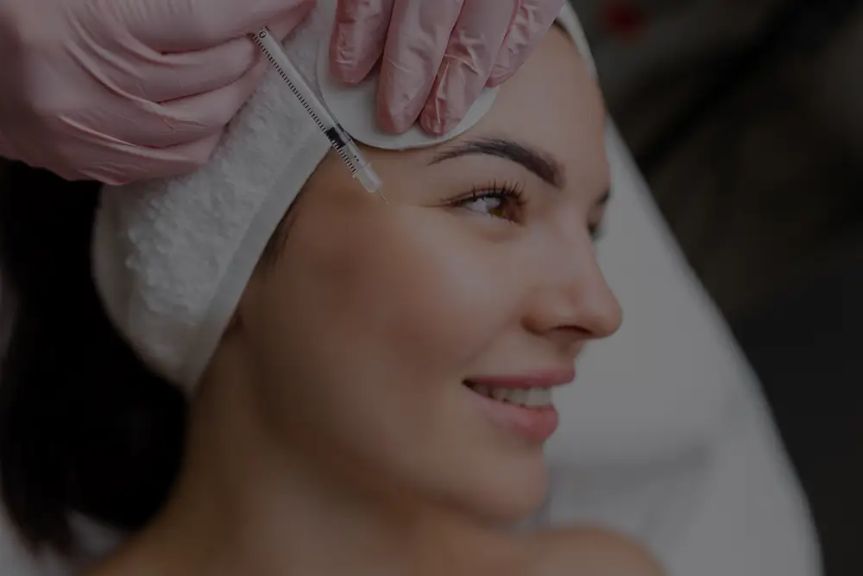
[{"left": 378, "top": 219, "right": 518, "bottom": 369}]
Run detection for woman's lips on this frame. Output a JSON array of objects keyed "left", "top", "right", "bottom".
[
  {"left": 464, "top": 368, "right": 576, "bottom": 390},
  {"left": 463, "top": 368, "right": 575, "bottom": 443}
]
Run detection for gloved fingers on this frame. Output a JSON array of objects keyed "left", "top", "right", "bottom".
[
  {"left": 139, "top": 8, "right": 306, "bottom": 103},
  {"left": 92, "top": 55, "right": 264, "bottom": 152},
  {"left": 419, "top": 0, "right": 517, "bottom": 135},
  {"left": 78, "top": 132, "right": 224, "bottom": 185},
  {"left": 162, "top": 57, "right": 267, "bottom": 132},
  {"left": 133, "top": 36, "right": 258, "bottom": 103},
  {"left": 376, "top": 0, "right": 464, "bottom": 133},
  {"left": 55, "top": 47, "right": 266, "bottom": 180},
  {"left": 139, "top": 58, "right": 268, "bottom": 148},
  {"left": 330, "top": 0, "right": 395, "bottom": 84},
  {"left": 487, "top": 0, "right": 566, "bottom": 86},
  {"left": 127, "top": 0, "right": 317, "bottom": 52}
]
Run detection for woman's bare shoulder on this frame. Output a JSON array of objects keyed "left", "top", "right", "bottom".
[{"left": 525, "top": 527, "right": 665, "bottom": 576}]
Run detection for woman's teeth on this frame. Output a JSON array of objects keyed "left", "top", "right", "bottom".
[{"left": 466, "top": 383, "right": 553, "bottom": 408}]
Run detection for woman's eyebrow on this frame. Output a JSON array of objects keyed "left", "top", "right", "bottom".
[{"left": 429, "top": 137, "right": 564, "bottom": 189}]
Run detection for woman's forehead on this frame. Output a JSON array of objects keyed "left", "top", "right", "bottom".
[{"left": 382, "top": 31, "right": 604, "bottom": 180}]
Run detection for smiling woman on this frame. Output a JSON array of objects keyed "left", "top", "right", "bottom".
[{"left": 0, "top": 6, "right": 658, "bottom": 576}]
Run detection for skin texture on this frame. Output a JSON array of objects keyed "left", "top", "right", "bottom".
[{"left": 88, "top": 28, "right": 660, "bottom": 576}]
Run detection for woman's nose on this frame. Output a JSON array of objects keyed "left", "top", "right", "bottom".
[{"left": 522, "top": 240, "right": 623, "bottom": 346}]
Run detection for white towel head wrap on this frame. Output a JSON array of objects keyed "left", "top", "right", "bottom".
[{"left": 92, "top": 0, "right": 597, "bottom": 392}]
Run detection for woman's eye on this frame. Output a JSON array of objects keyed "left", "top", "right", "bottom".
[
  {"left": 452, "top": 185, "right": 525, "bottom": 222},
  {"left": 463, "top": 194, "right": 505, "bottom": 214}
]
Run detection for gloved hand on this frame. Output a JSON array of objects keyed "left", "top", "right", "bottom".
[
  {"left": 0, "top": 0, "right": 316, "bottom": 185},
  {"left": 330, "top": 0, "right": 567, "bottom": 135}
]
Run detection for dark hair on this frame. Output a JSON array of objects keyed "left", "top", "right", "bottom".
[{"left": 0, "top": 163, "right": 187, "bottom": 556}]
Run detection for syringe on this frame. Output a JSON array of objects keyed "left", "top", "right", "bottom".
[{"left": 249, "top": 28, "right": 383, "bottom": 195}]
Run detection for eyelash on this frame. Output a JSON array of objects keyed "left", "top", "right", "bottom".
[
  {"left": 448, "top": 182, "right": 606, "bottom": 241},
  {"left": 450, "top": 181, "right": 527, "bottom": 223}
]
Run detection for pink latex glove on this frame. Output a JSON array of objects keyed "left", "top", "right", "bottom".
[
  {"left": 0, "top": 0, "right": 316, "bottom": 185},
  {"left": 330, "top": 0, "right": 566, "bottom": 135}
]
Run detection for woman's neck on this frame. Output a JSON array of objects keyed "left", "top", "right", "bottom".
[{"left": 89, "top": 373, "right": 522, "bottom": 576}]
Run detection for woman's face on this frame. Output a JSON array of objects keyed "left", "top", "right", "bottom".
[{"left": 232, "top": 28, "right": 621, "bottom": 523}]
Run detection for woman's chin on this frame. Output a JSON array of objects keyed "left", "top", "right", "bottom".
[{"left": 458, "top": 459, "right": 551, "bottom": 525}]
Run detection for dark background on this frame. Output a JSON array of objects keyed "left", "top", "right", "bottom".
[{"left": 569, "top": 0, "right": 862, "bottom": 574}]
